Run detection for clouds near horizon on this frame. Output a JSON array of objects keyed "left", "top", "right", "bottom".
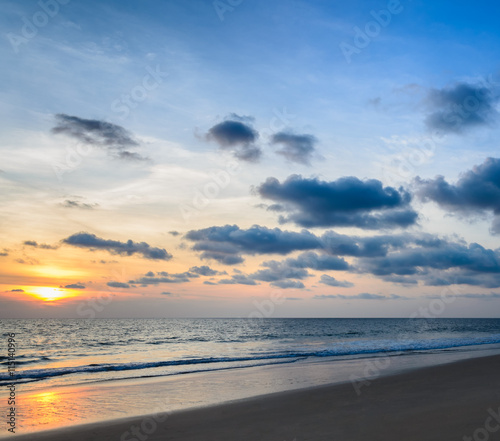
[{"left": 62, "top": 232, "right": 172, "bottom": 260}]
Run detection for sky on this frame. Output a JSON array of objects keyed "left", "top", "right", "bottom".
[{"left": 2, "top": 0, "right": 500, "bottom": 318}]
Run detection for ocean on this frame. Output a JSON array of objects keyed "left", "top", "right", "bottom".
[{"left": 3, "top": 318, "right": 500, "bottom": 434}]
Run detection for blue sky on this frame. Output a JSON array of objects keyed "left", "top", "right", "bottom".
[{"left": 2, "top": 0, "right": 500, "bottom": 318}]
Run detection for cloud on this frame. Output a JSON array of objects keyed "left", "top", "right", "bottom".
[
  {"left": 415, "top": 157, "right": 500, "bottom": 233},
  {"left": 52, "top": 114, "right": 146, "bottom": 160},
  {"left": 213, "top": 252, "right": 347, "bottom": 288},
  {"left": 284, "top": 251, "right": 349, "bottom": 271},
  {"left": 169, "top": 231, "right": 180, "bottom": 236},
  {"left": 62, "top": 232, "right": 172, "bottom": 260},
  {"left": 107, "top": 281, "right": 130, "bottom": 288},
  {"left": 129, "top": 270, "right": 196, "bottom": 285},
  {"left": 271, "top": 132, "right": 317, "bottom": 165},
  {"left": 321, "top": 230, "right": 427, "bottom": 258},
  {"left": 314, "top": 293, "right": 406, "bottom": 300},
  {"left": 357, "top": 238, "right": 500, "bottom": 288},
  {"left": 250, "top": 260, "right": 310, "bottom": 282},
  {"left": 425, "top": 81, "right": 498, "bottom": 133},
  {"left": 184, "top": 221, "right": 500, "bottom": 288},
  {"left": 185, "top": 224, "right": 432, "bottom": 265},
  {"left": 0, "top": 252, "right": 8, "bottom": 257},
  {"left": 218, "top": 274, "right": 258, "bottom": 285},
  {"left": 257, "top": 175, "right": 417, "bottom": 229},
  {"left": 189, "top": 265, "right": 226, "bottom": 276},
  {"left": 23, "top": 240, "right": 58, "bottom": 250},
  {"left": 129, "top": 276, "right": 188, "bottom": 285},
  {"left": 61, "top": 200, "right": 98, "bottom": 209},
  {"left": 452, "top": 293, "right": 500, "bottom": 299},
  {"left": 319, "top": 274, "right": 354, "bottom": 288},
  {"left": 65, "top": 283, "right": 86, "bottom": 289},
  {"left": 185, "top": 224, "right": 322, "bottom": 264},
  {"left": 161, "top": 291, "right": 173, "bottom": 296},
  {"left": 205, "top": 117, "right": 261, "bottom": 162},
  {"left": 157, "top": 271, "right": 199, "bottom": 279},
  {"left": 271, "top": 280, "right": 305, "bottom": 289},
  {"left": 10, "top": 289, "right": 24, "bottom": 292}
]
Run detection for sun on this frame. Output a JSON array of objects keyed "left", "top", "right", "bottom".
[{"left": 31, "top": 287, "right": 72, "bottom": 302}]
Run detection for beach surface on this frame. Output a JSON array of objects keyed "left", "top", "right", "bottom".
[{"left": 12, "top": 353, "right": 500, "bottom": 441}]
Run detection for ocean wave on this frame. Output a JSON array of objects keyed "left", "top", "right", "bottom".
[{"left": 2, "top": 334, "right": 500, "bottom": 385}]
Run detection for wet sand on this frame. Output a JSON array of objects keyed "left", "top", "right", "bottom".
[{"left": 13, "top": 354, "right": 500, "bottom": 441}]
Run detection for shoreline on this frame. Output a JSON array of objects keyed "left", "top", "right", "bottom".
[{"left": 9, "top": 352, "right": 500, "bottom": 441}]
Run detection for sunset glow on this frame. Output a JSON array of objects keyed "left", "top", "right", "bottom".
[
  {"left": 2, "top": 1, "right": 500, "bottom": 319},
  {"left": 30, "top": 287, "right": 75, "bottom": 302}
]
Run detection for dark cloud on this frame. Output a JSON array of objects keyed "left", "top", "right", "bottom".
[
  {"left": 271, "top": 280, "right": 305, "bottom": 289},
  {"left": 425, "top": 82, "right": 498, "bottom": 133},
  {"left": 107, "top": 281, "right": 130, "bottom": 288},
  {"left": 171, "top": 272, "right": 199, "bottom": 279},
  {"left": 284, "top": 251, "right": 349, "bottom": 271},
  {"left": 23, "top": 240, "right": 58, "bottom": 250},
  {"left": 321, "top": 230, "right": 425, "bottom": 258},
  {"left": 421, "top": 273, "right": 500, "bottom": 289},
  {"left": 271, "top": 132, "right": 317, "bottom": 165},
  {"left": 218, "top": 274, "right": 258, "bottom": 285},
  {"left": 0, "top": 252, "right": 8, "bottom": 257},
  {"left": 185, "top": 224, "right": 431, "bottom": 265},
  {"left": 62, "top": 232, "right": 172, "bottom": 260},
  {"left": 257, "top": 175, "right": 417, "bottom": 229},
  {"left": 415, "top": 157, "right": 500, "bottom": 233},
  {"left": 205, "top": 117, "right": 261, "bottom": 162},
  {"left": 319, "top": 274, "right": 354, "bottom": 288},
  {"left": 185, "top": 224, "right": 322, "bottom": 264},
  {"left": 357, "top": 239, "right": 500, "bottom": 288},
  {"left": 360, "top": 241, "right": 500, "bottom": 276},
  {"left": 169, "top": 231, "right": 180, "bottom": 236},
  {"left": 10, "top": 289, "right": 24, "bottom": 292},
  {"left": 116, "top": 151, "right": 146, "bottom": 161},
  {"left": 314, "top": 293, "right": 406, "bottom": 300},
  {"left": 129, "top": 270, "right": 198, "bottom": 285},
  {"left": 129, "top": 276, "right": 188, "bottom": 285},
  {"left": 156, "top": 271, "right": 199, "bottom": 279},
  {"left": 184, "top": 221, "right": 500, "bottom": 289},
  {"left": 189, "top": 265, "right": 226, "bottom": 276},
  {"left": 65, "top": 283, "right": 86, "bottom": 289},
  {"left": 52, "top": 114, "right": 146, "bottom": 160},
  {"left": 161, "top": 291, "right": 173, "bottom": 296},
  {"left": 61, "top": 200, "right": 98, "bottom": 209},
  {"left": 250, "top": 260, "right": 310, "bottom": 282},
  {"left": 451, "top": 293, "right": 500, "bottom": 300}
]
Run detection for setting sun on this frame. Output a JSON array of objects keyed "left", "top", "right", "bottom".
[{"left": 32, "top": 287, "right": 73, "bottom": 302}]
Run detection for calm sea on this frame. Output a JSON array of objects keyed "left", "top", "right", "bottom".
[{"left": 3, "top": 318, "right": 500, "bottom": 391}]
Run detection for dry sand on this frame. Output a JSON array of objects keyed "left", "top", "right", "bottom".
[{"left": 14, "top": 354, "right": 500, "bottom": 441}]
